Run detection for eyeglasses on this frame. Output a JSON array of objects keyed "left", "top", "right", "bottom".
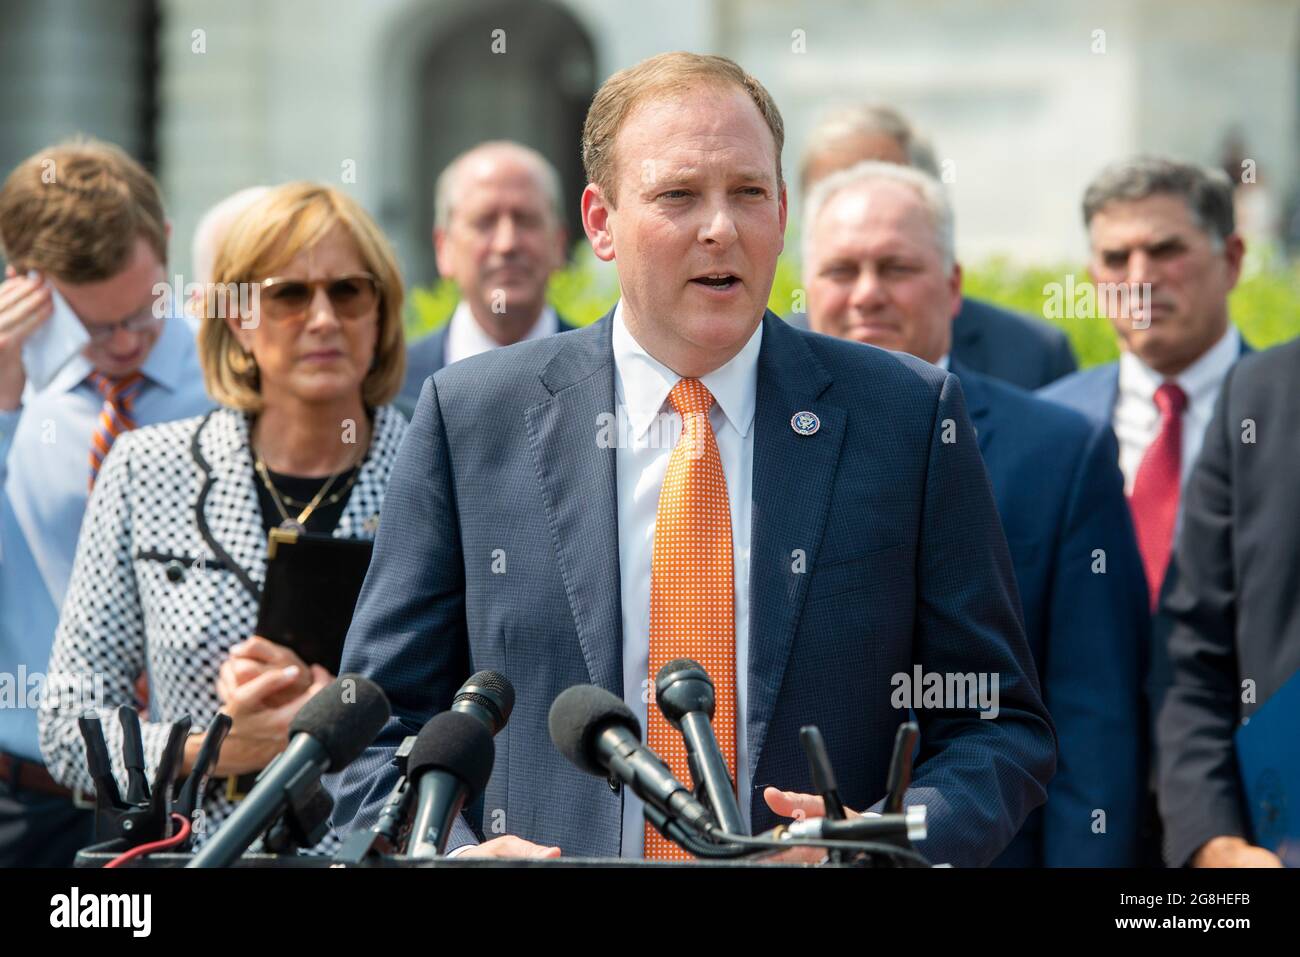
[
  {"left": 83, "top": 309, "right": 163, "bottom": 344},
  {"left": 257, "top": 273, "right": 382, "bottom": 321}
]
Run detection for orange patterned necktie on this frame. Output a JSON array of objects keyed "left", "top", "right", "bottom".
[
  {"left": 88, "top": 371, "right": 146, "bottom": 490},
  {"left": 645, "top": 378, "right": 737, "bottom": 860}
]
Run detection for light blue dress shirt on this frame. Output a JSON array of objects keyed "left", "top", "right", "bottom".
[{"left": 0, "top": 316, "right": 213, "bottom": 761}]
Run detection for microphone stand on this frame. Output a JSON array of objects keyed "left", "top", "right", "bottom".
[
  {"left": 76, "top": 708, "right": 191, "bottom": 855},
  {"left": 332, "top": 735, "right": 417, "bottom": 865},
  {"left": 644, "top": 721, "right": 930, "bottom": 867}
]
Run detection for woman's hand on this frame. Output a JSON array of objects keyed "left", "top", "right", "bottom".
[
  {"left": 214, "top": 664, "right": 333, "bottom": 777},
  {"left": 216, "top": 636, "right": 318, "bottom": 708}
]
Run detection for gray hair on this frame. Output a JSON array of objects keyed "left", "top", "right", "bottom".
[
  {"left": 800, "top": 104, "right": 940, "bottom": 192},
  {"left": 191, "top": 186, "right": 271, "bottom": 285},
  {"left": 434, "top": 141, "right": 563, "bottom": 231},
  {"left": 1082, "top": 156, "right": 1235, "bottom": 248},
  {"left": 802, "top": 160, "right": 956, "bottom": 274}
]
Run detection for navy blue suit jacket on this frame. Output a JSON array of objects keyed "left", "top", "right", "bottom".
[
  {"left": 330, "top": 311, "right": 1056, "bottom": 867},
  {"left": 1036, "top": 334, "right": 1252, "bottom": 436},
  {"left": 1036, "top": 336, "right": 1254, "bottom": 612},
  {"left": 951, "top": 298, "right": 1077, "bottom": 391},
  {"left": 954, "top": 363, "right": 1147, "bottom": 866},
  {"left": 1036, "top": 334, "right": 1254, "bottom": 867},
  {"left": 400, "top": 310, "right": 579, "bottom": 406}
]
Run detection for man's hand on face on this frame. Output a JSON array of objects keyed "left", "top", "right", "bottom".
[{"left": 0, "top": 266, "right": 54, "bottom": 410}]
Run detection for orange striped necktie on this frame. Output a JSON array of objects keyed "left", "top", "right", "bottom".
[
  {"left": 645, "top": 377, "right": 737, "bottom": 861},
  {"left": 88, "top": 371, "right": 146, "bottom": 490}
]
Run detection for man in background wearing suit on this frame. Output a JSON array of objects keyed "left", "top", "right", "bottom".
[
  {"left": 331, "top": 52, "right": 1054, "bottom": 866},
  {"left": 1041, "top": 158, "right": 1250, "bottom": 599},
  {"left": 1040, "top": 157, "right": 1250, "bottom": 864},
  {"left": 1040, "top": 159, "right": 1250, "bottom": 697},
  {"left": 1157, "top": 336, "right": 1298, "bottom": 868},
  {"left": 804, "top": 160, "right": 1146, "bottom": 866},
  {"left": 798, "top": 105, "right": 1077, "bottom": 390},
  {"left": 400, "top": 141, "right": 574, "bottom": 409}
]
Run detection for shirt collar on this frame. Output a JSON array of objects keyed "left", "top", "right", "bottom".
[
  {"left": 611, "top": 298, "right": 762, "bottom": 441},
  {"left": 52, "top": 314, "right": 195, "bottom": 395},
  {"left": 1118, "top": 324, "right": 1240, "bottom": 405},
  {"left": 445, "top": 300, "right": 558, "bottom": 364},
  {"left": 138, "top": 313, "right": 198, "bottom": 392}
]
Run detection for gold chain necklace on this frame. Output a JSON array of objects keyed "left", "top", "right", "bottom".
[
  {"left": 266, "top": 467, "right": 360, "bottom": 511},
  {"left": 254, "top": 445, "right": 364, "bottom": 533}
]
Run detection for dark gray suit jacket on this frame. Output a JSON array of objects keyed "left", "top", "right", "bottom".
[{"left": 1157, "top": 336, "right": 1300, "bottom": 866}]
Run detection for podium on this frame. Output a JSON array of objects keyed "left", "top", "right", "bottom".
[{"left": 73, "top": 851, "right": 843, "bottom": 868}]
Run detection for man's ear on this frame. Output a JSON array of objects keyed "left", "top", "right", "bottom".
[
  {"left": 777, "top": 182, "right": 789, "bottom": 253},
  {"left": 949, "top": 262, "right": 964, "bottom": 316},
  {"left": 433, "top": 227, "right": 451, "bottom": 277},
  {"left": 1223, "top": 232, "right": 1246, "bottom": 291},
  {"left": 581, "top": 184, "right": 616, "bottom": 263}
]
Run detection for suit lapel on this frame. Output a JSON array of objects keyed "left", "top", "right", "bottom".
[
  {"left": 524, "top": 317, "right": 623, "bottom": 694},
  {"left": 746, "top": 315, "right": 845, "bottom": 776},
  {"left": 1101, "top": 363, "right": 1121, "bottom": 422},
  {"left": 951, "top": 361, "right": 994, "bottom": 455}
]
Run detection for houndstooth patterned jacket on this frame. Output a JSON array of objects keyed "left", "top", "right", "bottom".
[{"left": 39, "top": 404, "right": 407, "bottom": 851}]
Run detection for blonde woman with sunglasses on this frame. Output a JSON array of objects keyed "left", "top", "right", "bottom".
[{"left": 39, "top": 183, "right": 407, "bottom": 852}]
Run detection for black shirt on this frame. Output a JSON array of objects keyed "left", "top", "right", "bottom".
[{"left": 253, "top": 464, "right": 359, "bottom": 538}]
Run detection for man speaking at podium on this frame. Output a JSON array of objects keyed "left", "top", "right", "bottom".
[{"left": 330, "top": 52, "right": 1055, "bottom": 866}]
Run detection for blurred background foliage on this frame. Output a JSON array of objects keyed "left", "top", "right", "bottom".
[{"left": 405, "top": 244, "right": 1300, "bottom": 368}]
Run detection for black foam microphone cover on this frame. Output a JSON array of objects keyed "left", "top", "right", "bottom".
[
  {"left": 408, "top": 710, "right": 495, "bottom": 796},
  {"left": 548, "top": 684, "right": 641, "bottom": 776},
  {"left": 288, "top": 674, "right": 391, "bottom": 773}
]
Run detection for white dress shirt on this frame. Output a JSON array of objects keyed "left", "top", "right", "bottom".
[
  {"left": 1114, "top": 325, "right": 1241, "bottom": 497},
  {"left": 613, "top": 299, "right": 762, "bottom": 857},
  {"left": 444, "top": 301, "right": 558, "bottom": 366}
]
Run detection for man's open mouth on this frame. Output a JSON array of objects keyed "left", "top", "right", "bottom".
[{"left": 690, "top": 273, "right": 740, "bottom": 290}]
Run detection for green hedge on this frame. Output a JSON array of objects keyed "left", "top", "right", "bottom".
[{"left": 406, "top": 246, "right": 1300, "bottom": 368}]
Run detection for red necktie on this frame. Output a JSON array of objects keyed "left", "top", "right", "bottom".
[
  {"left": 88, "top": 371, "right": 146, "bottom": 490},
  {"left": 1129, "top": 382, "right": 1187, "bottom": 609},
  {"left": 645, "top": 378, "right": 737, "bottom": 861}
]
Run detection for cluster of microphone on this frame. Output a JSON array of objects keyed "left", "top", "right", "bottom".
[{"left": 83, "top": 659, "right": 929, "bottom": 867}]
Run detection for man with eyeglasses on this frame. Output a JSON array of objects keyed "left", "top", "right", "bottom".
[
  {"left": 399, "top": 141, "right": 573, "bottom": 414},
  {"left": 0, "top": 138, "right": 213, "bottom": 866}
]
